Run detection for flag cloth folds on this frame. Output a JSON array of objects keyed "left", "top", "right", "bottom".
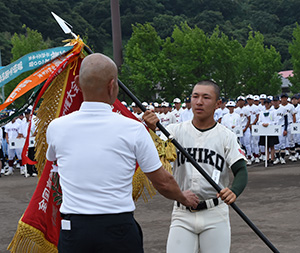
[{"left": 8, "top": 44, "right": 175, "bottom": 252}]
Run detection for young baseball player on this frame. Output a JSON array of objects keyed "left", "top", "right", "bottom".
[
  {"left": 234, "top": 96, "right": 252, "bottom": 165},
  {"left": 221, "top": 101, "right": 241, "bottom": 131},
  {"left": 280, "top": 93, "right": 297, "bottom": 161},
  {"left": 245, "top": 95, "right": 260, "bottom": 163},
  {"left": 143, "top": 80, "right": 248, "bottom": 253},
  {"left": 257, "top": 99, "right": 279, "bottom": 166}
]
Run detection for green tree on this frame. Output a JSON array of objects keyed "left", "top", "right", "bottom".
[
  {"left": 160, "top": 22, "right": 210, "bottom": 100},
  {"left": 5, "top": 26, "right": 50, "bottom": 108},
  {"left": 120, "top": 23, "right": 166, "bottom": 102},
  {"left": 207, "top": 27, "right": 243, "bottom": 99},
  {"left": 288, "top": 23, "right": 300, "bottom": 93},
  {"left": 238, "top": 30, "right": 282, "bottom": 95}
]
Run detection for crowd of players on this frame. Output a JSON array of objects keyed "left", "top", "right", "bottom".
[
  {"left": 124, "top": 93, "right": 300, "bottom": 167},
  {"left": 1, "top": 92, "right": 299, "bottom": 176},
  {"left": 0, "top": 107, "right": 37, "bottom": 177}
]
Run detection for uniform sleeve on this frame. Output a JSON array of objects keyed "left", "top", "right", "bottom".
[
  {"left": 224, "top": 130, "right": 247, "bottom": 167},
  {"left": 134, "top": 124, "right": 162, "bottom": 173},
  {"left": 46, "top": 122, "right": 57, "bottom": 162}
]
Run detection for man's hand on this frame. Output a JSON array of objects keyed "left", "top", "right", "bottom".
[
  {"left": 217, "top": 187, "right": 236, "bottom": 205},
  {"left": 283, "top": 130, "right": 287, "bottom": 136},
  {"left": 178, "top": 190, "right": 200, "bottom": 209},
  {"left": 142, "top": 110, "right": 159, "bottom": 132}
]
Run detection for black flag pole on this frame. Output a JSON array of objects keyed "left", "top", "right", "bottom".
[{"left": 51, "top": 12, "right": 280, "bottom": 253}]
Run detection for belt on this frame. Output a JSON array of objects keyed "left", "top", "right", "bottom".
[{"left": 177, "top": 197, "right": 221, "bottom": 212}]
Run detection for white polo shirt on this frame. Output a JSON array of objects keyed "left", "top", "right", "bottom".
[{"left": 46, "top": 102, "right": 162, "bottom": 215}]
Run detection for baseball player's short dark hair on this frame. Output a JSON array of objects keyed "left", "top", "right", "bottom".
[{"left": 195, "top": 80, "right": 220, "bottom": 100}]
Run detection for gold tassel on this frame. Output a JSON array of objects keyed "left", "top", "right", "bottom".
[
  {"left": 7, "top": 219, "right": 57, "bottom": 253},
  {"left": 34, "top": 66, "right": 70, "bottom": 177}
]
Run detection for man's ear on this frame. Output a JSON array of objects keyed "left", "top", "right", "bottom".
[
  {"left": 107, "top": 78, "right": 114, "bottom": 97},
  {"left": 215, "top": 99, "right": 222, "bottom": 109}
]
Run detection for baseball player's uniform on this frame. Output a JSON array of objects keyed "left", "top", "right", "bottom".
[
  {"left": 161, "top": 121, "right": 247, "bottom": 253},
  {"left": 179, "top": 108, "right": 193, "bottom": 122},
  {"left": 170, "top": 108, "right": 183, "bottom": 123},
  {"left": 214, "top": 107, "right": 229, "bottom": 122},
  {"left": 281, "top": 103, "right": 297, "bottom": 160},
  {"left": 234, "top": 106, "right": 251, "bottom": 161},
  {"left": 273, "top": 104, "right": 290, "bottom": 163},
  {"left": 246, "top": 104, "right": 260, "bottom": 161},
  {"left": 4, "top": 120, "right": 24, "bottom": 175},
  {"left": 294, "top": 104, "right": 300, "bottom": 159},
  {"left": 221, "top": 111, "right": 241, "bottom": 131}
]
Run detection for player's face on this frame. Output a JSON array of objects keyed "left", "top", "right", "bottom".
[{"left": 191, "top": 85, "right": 220, "bottom": 120}]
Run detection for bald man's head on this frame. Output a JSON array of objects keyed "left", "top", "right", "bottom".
[{"left": 76, "top": 53, "right": 118, "bottom": 104}]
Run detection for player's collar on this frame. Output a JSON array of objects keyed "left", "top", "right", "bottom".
[{"left": 192, "top": 122, "right": 217, "bottom": 132}]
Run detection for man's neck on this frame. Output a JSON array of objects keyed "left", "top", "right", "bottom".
[{"left": 192, "top": 117, "right": 215, "bottom": 130}]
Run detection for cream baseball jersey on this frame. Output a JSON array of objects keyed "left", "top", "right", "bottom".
[{"left": 161, "top": 121, "right": 246, "bottom": 201}]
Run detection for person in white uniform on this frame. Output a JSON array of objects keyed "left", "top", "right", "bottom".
[
  {"left": 179, "top": 96, "right": 193, "bottom": 122},
  {"left": 170, "top": 98, "right": 183, "bottom": 123},
  {"left": 46, "top": 53, "right": 199, "bottom": 253},
  {"left": 257, "top": 99, "right": 279, "bottom": 166},
  {"left": 143, "top": 80, "right": 248, "bottom": 253},
  {"left": 221, "top": 101, "right": 241, "bottom": 134},
  {"left": 245, "top": 95, "right": 260, "bottom": 163},
  {"left": 234, "top": 96, "right": 251, "bottom": 165},
  {"left": 4, "top": 113, "right": 25, "bottom": 176}
]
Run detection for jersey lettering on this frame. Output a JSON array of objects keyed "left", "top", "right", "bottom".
[{"left": 177, "top": 148, "right": 225, "bottom": 172}]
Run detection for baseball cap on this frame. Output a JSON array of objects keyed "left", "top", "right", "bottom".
[
  {"left": 182, "top": 103, "right": 186, "bottom": 108},
  {"left": 147, "top": 105, "right": 155, "bottom": 111},
  {"left": 221, "top": 97, "right": 227, "bottom": 103},
  {"left": 173, "top": 98, "right": 181, "bottom": 103},
  {"left": 142, "top": 102, "right": 148, "bottom": 107},
  {"left": 280, "top": 93, "right": 288, "bottom": 98},
  {"left": 161, "top": 101, "right": 169, "bottom": 107},
  {"left": 273, "top": 96, "right": 279, "bottom": 101},
  {"left": 131, "top": 102, "right": 136, "bottom": 107},
  {"left": 226, "top": 101, "right": 236, "bottom": 107},
  {"left": 9, "top": 111, "right": 14, "bottom": 117},
  {"left": 246, "top": 94, "right": 254, "bottom": 100},
  {"left": 267, "top": 95, "right": 273, "bottom": 101},
  {"left": 184, "top": 96, "right": 191, "bottom": 103},
  {"left": 153, "top": 102, "right": 159, "bottom": 108},
  {"left": 24, "top": 109, "right": 31, "bottom": 114},
  {"left": 253, "top": 95, "right": 259, "bottom": 101},
  {"left": 291, "top": 95, "right": 298, "bottom": 100},
  {"left": 264, "top": 98, "right": 271, "bottom": 104},
  {"left": 260, "top": 94, "right": 267, "bottom": 99},
  {"left": 237, "top": 96, "right": 245, "bottom": 101},
  {"left": 121, "top": 101, "right": 127, "bottom": 107}
]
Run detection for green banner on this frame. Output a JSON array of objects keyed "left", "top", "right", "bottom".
[{"left": 0, "top": 46, "right": 73, "bottom": 88}]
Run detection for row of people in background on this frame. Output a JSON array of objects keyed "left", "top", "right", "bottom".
[
  {"left": 0, "top": 107, "right": 38, "bottom": 177},
  {"left": 217, "top": 93, "right": 300, "bottom": 166},
  {"left": 121, "top": 92, "right": 300, "bottom": 167}
]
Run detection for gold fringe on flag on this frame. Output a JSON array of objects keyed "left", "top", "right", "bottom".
[
  {"left": 8, "top": 219, "right": 57, "bottom": 253},
  {"left": 34, "top": 66, "right": 70, "bottom": 176}
]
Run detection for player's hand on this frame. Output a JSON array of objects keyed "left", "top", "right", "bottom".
[
  {"left": 217, "top": 188, "right": 236, "bottom": 205},
  {"left": 179, "top": 190, "right": 200, "bottom": 209},
  {"left": 283, "top": 130, "right": 287, "bottom": 136},
  {"left": 143, "top": 110, "right": 159, "bottom": 131},
  {"left": 262, "top": 123, "right": 269, "bottom": 127}
]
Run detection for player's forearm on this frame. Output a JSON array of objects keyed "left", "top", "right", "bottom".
[
  {"left": 145, "top": 167, "right": 198, "bottom": 207},
  {"left": 230, "top": 159, "right": 248, "bottom": 197}
]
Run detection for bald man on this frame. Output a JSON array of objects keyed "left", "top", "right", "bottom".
[{"left": 46, "top": 53, "right": 199, "bottom": 253}]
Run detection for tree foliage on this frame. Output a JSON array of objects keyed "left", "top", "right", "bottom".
[
  {"left": 4, "top": 26, "right": 50, "bottom": 108},
  {"left": 288, "top": 23, "right": 300, "bottom": 93},
  {"left": 120, "top": 23, "right": 282, "bottom": 102}
]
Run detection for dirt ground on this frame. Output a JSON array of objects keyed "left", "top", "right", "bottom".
[{"left": 1, "top": 160, "right": 299, "bottom": 253}]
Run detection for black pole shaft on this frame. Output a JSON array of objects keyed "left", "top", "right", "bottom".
[{"left": 82, "top": 47, "right": 280, "bottom": 253}]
